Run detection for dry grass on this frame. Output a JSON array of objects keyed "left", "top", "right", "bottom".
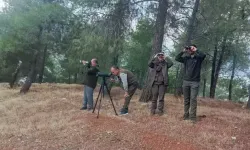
[{"left": 0, "top": 83, "right": 250, "bottom": 150}]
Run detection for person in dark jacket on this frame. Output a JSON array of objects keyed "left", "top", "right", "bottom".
[
  {"left": 80, "top": 58, "right": 99, "bottom": 110},
  {"left": 148, "top": 52, "right": 173, "bottom": 115},
  {"left": 175, "top": 44, "right": 206, "bottom": 123}
]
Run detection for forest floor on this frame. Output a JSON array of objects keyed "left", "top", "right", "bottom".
[{"left": 0, "top": 83, "right": 250, "bottom": 150}]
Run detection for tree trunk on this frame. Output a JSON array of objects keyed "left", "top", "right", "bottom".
[
  {"left": 175, "top": 65, "right": 183, "bottom": 96},
  {"left": 228, "top": 53, "right": 236, "bottom": 101},
  {"left": 185, "top": 0, "right": 200, "bottom": 46},
  {"left": 20, "top": 52, "right": 38, "bottom": 94},
  {"left": 139, "top": 0, "right": 169, "bottom": 102},
  {"left": 110, "top": 0, "right": 130, "bottom": 66},
  {"left": 203, "top": 78, "right": 206, "bottom": 98},
  {"left": 74, "top": 73, "right": 77, "bottom": 83},
  {"left": 68, "top": 72, "right": 71, "bottom": 84},
  {"left": 210, "top": 41, "right": 218, "bottom": 98},
  {"left": 20, "top": 25, "right": 43, "bottom": 94},
  {"left": 175, "top": 0, "right": 200, "bottom": 96},
  {"left": 247, "top": 85, "right": 250, "bottom": 109},
  {"left": 210, "top": 36, "right": 227, "bottom": 98},
  {"left": 38, "top": 45, "right": 47, "bottom": 83},
  {"left": 10, "top": 61, "right": 22, "bottom": 88}
]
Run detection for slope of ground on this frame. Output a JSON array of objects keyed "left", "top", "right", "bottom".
[{"left": 0, "top": 83, "right": 249, "bottom": 150}]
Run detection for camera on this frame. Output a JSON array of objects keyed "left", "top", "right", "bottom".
[{"left": 96, "top": 72, "right": 112, "bottom": 78}]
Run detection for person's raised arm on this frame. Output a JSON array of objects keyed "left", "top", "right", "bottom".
[
  {"left": 175, "top": 50, "right": 185, "bottom": 63},
  {"left": 195, "top": 50, "right": 206, "bottom": 60},
  {"left": 165, "top": 56, "right": 173, "bottom": 68},
  {"left": 148, "top": 54, "right": 158, "bottom": 68}
]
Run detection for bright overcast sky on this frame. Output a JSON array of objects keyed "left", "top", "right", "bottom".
[{"left": 0, "top": 0, "right": 5, "bottom": 11}]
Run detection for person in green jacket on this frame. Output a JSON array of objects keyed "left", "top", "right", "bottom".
[
  {"left": 148, "top": 52, "right": 173, "bottom": 116},
  {"left": 110, "top": 66, "right": 138, "bottom": 115}
]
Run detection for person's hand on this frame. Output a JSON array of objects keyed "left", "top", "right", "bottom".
[
  {"left": 183, "top": 49, "right": 187, "bottom": 52},
  {"left": 153, "top": 53, "right": 158, "bottom": 58},
  {"left": 124, "top": 92, "right": 129, "bottom": 98},
  {"left": 82, "top": 60, "right": 87, "bottom": 65},
  {"left": 110, "top": 78, "right": 115, "bottom": 82}
]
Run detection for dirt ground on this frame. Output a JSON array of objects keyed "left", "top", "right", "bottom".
[{"left": 0, "top": 83, "right": 250, "bottom": 150}]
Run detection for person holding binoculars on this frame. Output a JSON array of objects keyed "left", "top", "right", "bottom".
[
  {"left": 148, "top": 52, "right": 173, "bottom": 116},
  {"left": 175, "top": 44, "right": 206, "bottom": 124},
  {"left": 80, "top": 58, "right": 99, "bottom": 111}
]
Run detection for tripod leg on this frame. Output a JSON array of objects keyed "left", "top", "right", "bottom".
[
  {"left": 93, "top": 84, "right": 102, "bottom": 113},
  {"left": 97, "top": 85, "right": 104, "bottom": 118},
  {"left": 104, "top": 84, "right": 118, "bottom": 115}
]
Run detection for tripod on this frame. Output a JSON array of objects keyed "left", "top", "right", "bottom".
[{"left": 92, "top": 76, "right": 118, "bottom": 118}]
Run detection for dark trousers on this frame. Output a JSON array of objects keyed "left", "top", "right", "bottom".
[
  {"left": 182, "top": 80, "right": 200, "bottom": 120},
  {"left": 151, "top": 84, "right": 166, "bottom": 112},
  {"left": 123, "top": 84, "right": 138, "bottom": 109}
]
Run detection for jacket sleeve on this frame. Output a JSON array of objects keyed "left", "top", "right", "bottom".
[
  {"left": 165, "top": 57, "right": 173, "bottom": 68},
  {"left": 119, "top": 73, "right": 128, "bottom": 92},
  {"left": 87, "top": 67, "right": 99, "bottom": 75},
  {"left": 148, "top": 57, "right": 157, "bottom": 68},
  {"left": 175, "top": 52, "right": 185, "bottom": 63},
  {"left": 195, "top": 50, "right": 206, "bottom": 60}
]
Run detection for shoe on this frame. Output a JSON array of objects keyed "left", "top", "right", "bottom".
[
  {"left": 150, "top": 110, "right": 155, "bottom": 116},
  {"left": 87, "top": 107, "right": 93, "bottom": 111},
  {"left": 120, "top": 108, "right": 128, "bottom": 115},
  {"left": 158, "top": 110, "right": 164, "bottom": 116},
  {"left": 190, "top": 118, "right": 197, "bottom": 124},
  {"left": 183, "top": 114, "right": 190, "bottom": 120},
  {"left": 80, "top": 107, "right": 87, "bottom": 110}
]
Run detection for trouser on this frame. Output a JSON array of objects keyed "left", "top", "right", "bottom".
[
  {"left": 151, "top": 84, "right": 166, "bottom": 112},
  {"left": 83, "top": 85, "right": 94, "bottom": 109},
  {"left": 182, "top": 80, "right": 200, "bottom": 120},
  {"left": 123, "top": 84, "right": 138, "bottom": 110}
]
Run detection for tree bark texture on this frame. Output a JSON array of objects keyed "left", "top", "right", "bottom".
[
  {"left": 203, "top": 78, "right": 206, "bottom": 98},
  {"left": 20, "top": 52, "right": 38, "bottom": 94},
  {"left": 38, "top": 45, "right": 47, "bottom": 83},
  {"left": 10, "top": 61, "right": 22, "bottom": 88},
  {"left": 139, "top": 0, "right": 169, "bottom": 102},
  {"left": 210, "top": 41, "right": 218, "bottom": 98},
  {"left": 247, "top": 85, "right": 250, "bottom": 109},
  {"left": 228, "top": 53, "right": 236, "bottom": 100},
  {"left": 20, "top": 25, "right": 43, "bottom": 94},
  {"left": 210, "top": 36, "right": 227, "bottom": 98}
]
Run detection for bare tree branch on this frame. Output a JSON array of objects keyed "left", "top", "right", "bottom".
[{"left": 131, "top": 0, "right": 158, "bottom": 5}]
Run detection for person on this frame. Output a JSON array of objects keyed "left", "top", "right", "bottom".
[
  {"left": 110, "top": 66, "right": 138, "bottom": 115},
  {"left": 80, "top": 58, "right": 100, "bottom": 111},
  {"left": 175, "top": 44, "right": 206, "bottom": 123},
  {"left": 148, "top": 52, "right": 173, "bottom": 116}
]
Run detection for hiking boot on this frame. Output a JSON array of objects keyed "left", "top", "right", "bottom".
[
  {"left": 190, "top": 118, "right": 197, "bottom": 124},
  {"left": 80, "top": 106, "right": 87, "bottom": 110},
  {"left": 120, "top": 108, "right": 128, "bottom": 115},
  {"left": 150, "top": 110, "right": 156, "bottom": 116},
  {"left": 158, "top": 110, "right": 164, "bottom": 116},
  {"left": 183, "top": 114, "right": 190, "bottom": 120},
  {"left": 87, "top": 107, "right": 93, "bottom": 111}
]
